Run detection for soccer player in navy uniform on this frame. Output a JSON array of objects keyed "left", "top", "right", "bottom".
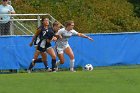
[{"left": 28, "top": 18, "right": 60, "bottom": 73}]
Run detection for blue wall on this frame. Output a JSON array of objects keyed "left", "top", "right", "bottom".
[{"left": 0, "top": 33, "right": 140, "bottom": 70}]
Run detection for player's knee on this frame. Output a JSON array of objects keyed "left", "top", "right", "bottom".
[
  {"left": 70, "top": 55, "right": 74, "bottom": 59},
  {"left": 70, "top": 59, "right": 75, "bottom": 63},
  {"left": 60, "top": 60, "right": 64, "bottom": 64},
  {"left": 42, "top": 58, "right": 46, "bottom": 62},
  {"left": 51, "top": 55, "right": 56, "bottom": 59}
]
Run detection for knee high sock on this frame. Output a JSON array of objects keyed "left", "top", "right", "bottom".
[
  {"left": 70, "top": 59, "right": 75, "bottom": 70},
  {"left": 43, "top": 61, "right": 48, "bottom": 69},
  {"left": 52, "top": 59, "right": 56, "bottom": 71},
  {"left": 28, "top": 59, "right": 35, "bottom": 70}
]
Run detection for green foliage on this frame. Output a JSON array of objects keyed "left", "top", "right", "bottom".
[
  {"left": 128, "top": 0, "right": 140, "bottom": 17},
  {"left": 12, "top": 0, "right": 140, "bottom": 33}
]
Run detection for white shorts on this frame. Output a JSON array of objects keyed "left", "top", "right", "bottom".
[{"left": 55, "top": 44, "right": 70, "bottom": 54}]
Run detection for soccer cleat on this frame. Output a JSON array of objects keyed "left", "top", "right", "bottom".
[
  {"left": 70, "top": 70, "right": 76, "bottom": 72},
  {"left": 70, "top": 68, "right": 76, "bottom": 72},
  {"left": 45, "top": 67, "right": 52, "bottom": 72},
  {"left": 52, "top": 70, "right": 57, "bottom": 72},
  {"left": 27, "top": 70, "right": 31, "bottom": 73}
]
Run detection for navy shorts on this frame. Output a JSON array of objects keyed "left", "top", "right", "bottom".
[{"left": 37, "top": 42, "right": 52, "bottom": 52}]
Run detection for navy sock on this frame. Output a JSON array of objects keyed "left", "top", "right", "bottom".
[
  {"left": 28, "top": 62, "right": 34, "bottom": 70},
  {"left": 43, "top": 61, "right": 48, "bottom": 69},
  {"left": 52, "top": 59, "right": 56, "bottom": 71}
]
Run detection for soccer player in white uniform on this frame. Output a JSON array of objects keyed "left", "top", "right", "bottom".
[{"left": 55, "top": 20, "right": 93, "bottom": 72}]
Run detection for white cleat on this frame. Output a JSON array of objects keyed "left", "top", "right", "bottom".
[
  {"left": 70, "top": 68, "right": 76, "bottom": 72},
  {"left": 27, "top": 70, "right": 31, "bottom": 73},
  {"left": 46, "top": 68, "right": 52, "bottom": 72},
  {"left": 70, "top": 70, "right": 76, "bottom": 72},
  {"left": 52, "top": 71, "right": 57, "bottom": 72}
]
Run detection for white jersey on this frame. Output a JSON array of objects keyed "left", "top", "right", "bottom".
[{"left": 55, "top": 28, "right": 78, "bottom": 48}]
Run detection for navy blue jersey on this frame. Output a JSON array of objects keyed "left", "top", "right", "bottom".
[
  {"left": 33, "top": 26, "right": 54, "bottom": 46},
  {"left": 46, "top": 27, "right": 55, "bottom": 40},
  {"left": 38, "top": 25, "right": 49, "bottom": 40},
  {"left": 36, "top": 26, "right": 55, "bottom": 52}
]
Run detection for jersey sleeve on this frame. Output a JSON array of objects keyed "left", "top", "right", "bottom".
[
  {"left": 71, "top": 30, "right": 78, "bottom": 35},
  {"left": 55, "top": 28, "right": 64, "bottom": 35}
]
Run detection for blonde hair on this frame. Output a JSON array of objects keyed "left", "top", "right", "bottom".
[{"left": 65, "top": 20, "right": 74, "bottom": 27}]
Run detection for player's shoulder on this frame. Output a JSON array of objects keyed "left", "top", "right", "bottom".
[
  {"left": 48, "top": 27, "right": 53, "bottom": 31},
  {"left": 59, "top": 28, "right": 65, "bottom": 31},
  {"left": 48, "top": 27, "right": 54, "bottom": 33},
  {"left": 71, "top": 29, "right": 77, "bottom": 32}
]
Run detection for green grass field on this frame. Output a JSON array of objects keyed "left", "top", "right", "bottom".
[{"left": 0, "top": 67, "right": 140, "bottom": 93}]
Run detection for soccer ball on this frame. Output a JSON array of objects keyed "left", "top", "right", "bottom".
[{"left": 84, "top": 64, "right": 93, "bottom": 71}]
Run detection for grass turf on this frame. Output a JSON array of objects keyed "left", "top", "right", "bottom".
[{"left": 0, "top": 67, "right": 140, "bottom": 93}]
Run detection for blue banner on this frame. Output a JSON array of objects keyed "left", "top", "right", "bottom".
[{"left": 0, "top": 33, "right": 140, "bottom": 70}]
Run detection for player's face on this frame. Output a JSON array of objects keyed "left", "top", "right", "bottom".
[
  {"left": 43, "top": 18, "right": 49, "bottom": 26},
  {"left": 68, "top": 23, "right": 74, "bottom": 30},
  {"left": 53, "top": 25, "right": 60, "bottom": 32}
]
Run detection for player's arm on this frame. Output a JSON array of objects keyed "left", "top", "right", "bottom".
[
  {"left": 54, "top": 29, "right": 63, "bottom": 39},
  {"left": 52, "top": 36, "right": 57, "bottom": 41},
  {"left": 29, "top": 29, "right": 41, "bottom": 47},
  {"left": 54, "top": 35, "right": 62, "bottom": 40},
  {"left": 46, "top": 31, "right": 56, "bottom": 43},
  {"left": 77, "top": 33, "right": 93, "bottom": 41}
]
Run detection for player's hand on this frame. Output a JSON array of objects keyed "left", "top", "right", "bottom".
[
  {"left": 47, "top": 39, "right": 51, "bottom": 43},
  {"left": 29, "top": 42, "right": 33, "bottom": 47},
  {"left": 52, "top": 37, "right": 57, "bottom": 41},
  {"left": 88, "top": 37, "right": 94, "bottom": 41}
]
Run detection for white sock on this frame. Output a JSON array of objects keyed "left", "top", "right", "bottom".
[
  {"left": 70, "top": 59, "right": 75, "bottom": 71},
  {"left": 56, "top": 60, "right": 60, "bottom": 66}
]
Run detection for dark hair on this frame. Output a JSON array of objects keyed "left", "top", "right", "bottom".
[
  {"left": 65, "top": 20, "right": 74, "bottom": 27},
  {"left": 41, "top": 17, "right": 49, "bottom": 24},
  {"left": 53, "top": 21, "right": 59, "bottom": 27}
]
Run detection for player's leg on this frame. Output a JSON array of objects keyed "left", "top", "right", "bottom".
[
  {"left": 32, "top": 46, "right": 43, "bottom": 63},
  {"left": 64, "top": 46, "right": 75, "bottom": 72},
  {"left": 28, "top": 50, "right": 40, "bottom": 73},
  {"left": 40, "top": 51, "right": 49, "bottom": 70},
  {"left": 55, "top": 46, "right": 65, "bottom": 71},
  {"left": 47, "top": 47, "right": 57, "bottom": 71},
  {"left": 56, "top": 53, "right": 65, "bottom": 71}
]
